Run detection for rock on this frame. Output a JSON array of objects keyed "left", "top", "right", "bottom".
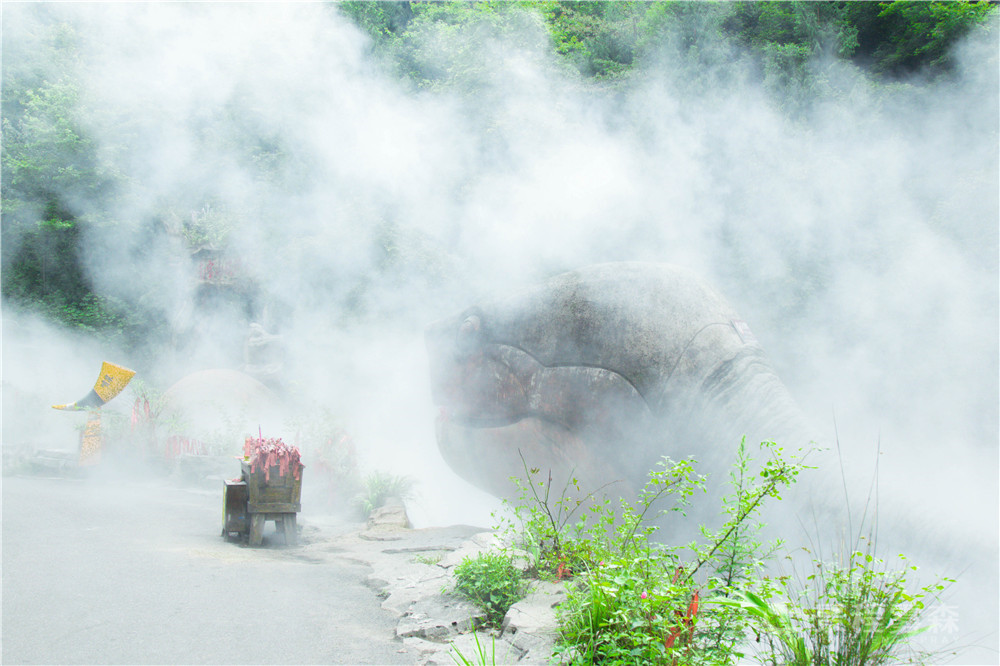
[
  {"left": 508, "top": 547, "right": 536, "bottom": 574},
  {"left": 243, "top": 323, "right": 285, "bottom": 388},
  {"left": 426, "top": 262, "right": 816, "bottom": 503},
  {"left": 405, "top": 631, "right": 527, "bottom": 666},
  {"left": 381, "top": 570, "right": 449, "bottom": 618},
  {"left": 501, "top": 580, "right": 567, "bottom": 663},
  {"left": 314, "top": 523, "right": 564, "bottom": 664},
  {"left": 471, "top": 532, "right": 503, "bottom": 549},
  {"left": 395, "top": 595, "right": 485, "bottom": 641},
  {"left": 365, "top": 497, "right": 411, "bottom": 532},
  {"left": 401, "top": 636, "right": 446, "bottom": 661},
  {"left": 446, "top": 631, "right": 525, "bottom": 665},
  {"left": 438, "top": 531, "right": 506, "bottom": 568}
]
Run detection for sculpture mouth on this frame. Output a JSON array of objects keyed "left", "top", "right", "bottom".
[
  {"left": 439, "top": 408, "right": 524, "bottom": 430},
  {"left": 429, "top": 334, "right": 653, "bottom": 433},
  {"left": 435, "top": 412, "right": 607, "bottom": 498},
  {"left": 425, "top": 305, "right": 658, "bottom": 498}
]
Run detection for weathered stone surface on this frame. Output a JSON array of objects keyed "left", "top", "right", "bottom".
[
  {"left": 381, "top": 570, "right": 449, "bottom": 617},
  {"left": 438, "top": 531, "right": 498, "bottom": 568},
  {"left": 307, "top": 523, "right": 565, "bottom": 664},
  {"left": 448, "top": 631, "right": 526, "bottom": 665},
  {"left": 396, "top": 594, "right": 485, "bottom": 641},
  {"left": 502, "top": 580, "right": 566, "bottom": 663},
  {"left": 401, "top": 636, "right": 446, "bottom": 661},
  {"left": 405, "top": 631, "right": 528, "bottom": 666},
  {"left": 243, "top": 323, "right": 285, "bottom": 388},
  {"left": 366, "top": 497, "right": 411, "bottom": 531},
  {"left": 507, "top": 547, "right": 536, "bottom": 574}
]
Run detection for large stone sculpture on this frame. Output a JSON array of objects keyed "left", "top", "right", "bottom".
[{"left": 425, "top": 262, "right": 814, "bottom": 499}]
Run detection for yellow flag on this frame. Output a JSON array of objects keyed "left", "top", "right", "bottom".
[
  {"left": 92, "top": 361, "right": 136, "bottom": 402},
  {"left": 52, "top": 361, "right": 136, "bottom": 411}
]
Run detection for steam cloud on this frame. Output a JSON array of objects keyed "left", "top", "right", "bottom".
[{"left": 2, "top": 4, "right": 996, "bottom": 661}]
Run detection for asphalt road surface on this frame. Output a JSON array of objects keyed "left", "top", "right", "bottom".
[{"left": 2, "top": 472, "right": 411, "bottom": 665}]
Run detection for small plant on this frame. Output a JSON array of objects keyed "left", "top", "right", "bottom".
[
  {"left": 720, "top": 544, "right": 951, "bottom": 665},
  {"left": 499, "top": 450, "right": 703, "bottom": 580},
  {"left": 558, "top": 556, "right": 705, "bottom": 664},
  {"left": 497, "top": 439, "right": 812, "bottom": 665},
  {"left": 452, "top": 551, "right": 526, "bottom": 627},
  {"left": 685, "top": 438, "right": 812, "bottom": 662},
  {"left": 352, "top": 470, "right": 415, "bottom": 518},
  {"left": 412, "top": 551, "right": 446, "bottom": 566},
  {"left": 549, "top": 453, "right": 714, "bottom": 665},
  {"left": 449, "top": 631, "right": 497, "bottom": 666},
  {"left": 710, "top": 432, "right": 955, "bottom": 665},
  {"left": 486, "top": 438, "right": 954, "bottom": 665}
]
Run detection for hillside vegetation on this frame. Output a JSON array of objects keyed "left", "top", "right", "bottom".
[{"left": 2, "top": 1, "right": 996, "bottom": 360}]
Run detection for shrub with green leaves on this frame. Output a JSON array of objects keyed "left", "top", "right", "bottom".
[
  {"left": 500, "top": 451, "right": 705, "bottom": 581},
  {"left": 452, "top": 551, "right": 526, "bottom": 627},
  {"left": 494, "top": 439, "right": 818, "bottom": 664},
  {"left": 558, "top": 555, "right": 703, "bottom": 664},
  {"left": 492, "top": 437, "right": 953, "bottom": 665},
  {"left": 352, "top": 470, "right": 415, "bottom": 518},
  {"left": 721, "top": 546, "right": 951, "bottom": 666}
]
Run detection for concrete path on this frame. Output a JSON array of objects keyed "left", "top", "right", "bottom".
[
  {"left": 2, "top": 474, "right": 411, "bottom": 665},
  {"left": 1, "top": 472, "right": 562, "bottom": 665}
]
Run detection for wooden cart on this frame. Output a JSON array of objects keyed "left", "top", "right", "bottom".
[{"left": 222, "top": 460, "right": 303, "bottom": 546}]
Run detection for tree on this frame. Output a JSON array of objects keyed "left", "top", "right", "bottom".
[
  {"left": 1, "top": 16, "right": 130, "bottom": 338},
  {"left": 846, "top": 1, "right": 997, "bottom": 77}
]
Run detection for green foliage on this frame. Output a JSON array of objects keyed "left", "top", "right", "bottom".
[
  {"left": 384, "top": 1, "right": 551, "bottom": 93},
  {"left": 558, "top": 556, "right": 704, "bottom": 664},
  {"left": 338, "top": 1, "right": 416, "bottom": 41},
  {"left": 168, "top": 203, "right": 237, "bottom": 251},
  {"left": 352, "top": 470, "right": 416, "bottom": 518},
  {"left": 492, "top": 439, "right": 952, "bottom": 664},
  {"left": 554, "top": 441, "right": 810, "bottom": 665},
  {"left": 682, "top": 439, "right": 808, "bottom": 659},
  {"left": 3, "top": 70, "right": 122, "bottom": 210},
  {"left": 689, "top": 440, "right": 807, "bottom": 580},
  {"left": 452, "top": 551, "right": 526, "bottom": 627},
  {"left": 719, "top": 547, "right": 950, "bottom": 665},
  {"left": 5, "top": 1, "right": 993, "bottom": 351},
  {"left": 535, "top": 1, "right": 650, "bottom": 79},
  {"left": 721, "top": 2, "right": 855, "bottom": 57},
  {"left": 1, "top": 50, "right": 128, "bottom": 338},
  {"left": 846, "top": 1, "right": 997, "bottom": 77},
  {"left": 449, "top": 630, "right": 498, "bottom": 666}
]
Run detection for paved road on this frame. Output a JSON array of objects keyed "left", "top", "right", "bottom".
[{"left": 2, "top": 473, "right": 411, "bottom": 665}]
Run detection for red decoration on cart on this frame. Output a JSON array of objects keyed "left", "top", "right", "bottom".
[{"left": 244, "top": 435, "right": 302, "bottom": 482}]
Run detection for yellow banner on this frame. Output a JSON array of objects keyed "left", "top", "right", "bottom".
[
  {"left": 93, "top": 361, "right": 136, "bottom": 403},
  {"left": 52, "top": 361, "right": 136, "bottom": 411}
]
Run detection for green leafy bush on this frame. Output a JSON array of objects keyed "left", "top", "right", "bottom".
[
  {"left": 352, "top": 470, "right": 415, "bottom": 518},
  {"left": 452, "top": 551, "right": 526, "bottom": 627},
  {"left": 499, "top": 451, "right": 705, "bottom": 581},
  {"left": 558, "top": 556, "right": 703, "bottom": 664},
  {"left": 721, "top": 546, "right": 951, "bottom": 666},
  {"left": 492, "top": 438, "right": 953, "bottom": 665},
  {"left": 542, "top": 440, "right": 807, "bottom": 664}
]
